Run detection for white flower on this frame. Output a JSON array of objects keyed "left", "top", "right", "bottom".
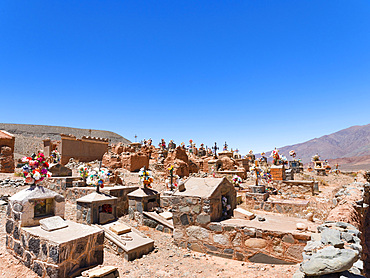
[{"left": 33, "top": 172, "right": 41, "bottom": 180}]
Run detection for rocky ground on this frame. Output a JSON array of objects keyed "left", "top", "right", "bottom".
[{"left": 0, "top": 171, "right": 366, "bottom": 278}]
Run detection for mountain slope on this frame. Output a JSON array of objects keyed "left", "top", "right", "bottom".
[
  {"left": 0, "top": 123, "right": 131, "bottom": 158},
  {"left": 275, "top": 124, "right": 370, "bottom": 164}
]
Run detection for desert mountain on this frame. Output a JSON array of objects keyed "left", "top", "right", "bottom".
[
  {"left": 0, "top": 123, "right": 131, "bottom": 159},
  {"left": 271, "top": 123, "right": 370, "bottom": 165}
]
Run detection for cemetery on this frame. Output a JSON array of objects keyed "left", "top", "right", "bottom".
[{"left": 0, "top": 131, "right": 369, "bottom": 277}]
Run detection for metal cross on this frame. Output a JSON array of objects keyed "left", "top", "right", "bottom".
[
  {"left": 212, "top": 142, "right": 219, "bottom": 158},
  {"left": 224, "top": 141, "right": 228, "bottom": 151}
]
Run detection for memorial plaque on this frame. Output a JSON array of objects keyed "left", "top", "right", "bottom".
[{"left": 39, "top": 216, "right": 68, "bottom": 232}]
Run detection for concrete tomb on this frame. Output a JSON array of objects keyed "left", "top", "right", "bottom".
[{"left": 128, "top": 187, "right": 160, "bottom": 213}]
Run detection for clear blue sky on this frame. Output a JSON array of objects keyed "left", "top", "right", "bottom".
[{"left": 1, "top": 1, "right": 369, "bottom": 154}]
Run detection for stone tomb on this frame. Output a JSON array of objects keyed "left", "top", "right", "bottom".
[
  {"left": 128, "top": 187, "right": 160, "bottom": 213},
  {"left": 5, "top": 186, "right": 104, "bottom": 277},
  {"left": 76, "top": 192, "right": 118, "bottom": 225},
  {"left": 173, "top": 177, "right": 237, "bottom": 222}
]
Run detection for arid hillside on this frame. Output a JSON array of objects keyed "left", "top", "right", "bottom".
[{"left": 0, "top": 123, "right": 131, "bottom": 159}]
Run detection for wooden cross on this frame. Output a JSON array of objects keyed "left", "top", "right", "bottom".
[
  {"left": 212, "top": 142, "right": 219, "bottom": 158},
  {"left": 169, "top": 166, "right": 174, "bottom": 191},
  {"left": 224, "top": 141, "right": 228, "bottom": 151}
]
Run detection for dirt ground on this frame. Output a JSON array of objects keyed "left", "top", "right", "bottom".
[{"left": 0, "top": 171, "right": 366, "bottom": 278}]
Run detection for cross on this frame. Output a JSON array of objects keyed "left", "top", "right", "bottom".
[
  {"left": 212, "top": 142, "right": 219, "bottom": 158},
  {"left": 134, "top": 134, "right": 137, "bottom": 142},
  {"left": 224, "top": 141, "right": 228, "bottom": 151},
  {"left": 169, "top": 166, "right": 174, "bottom": 191},
  {"left": 235, "top": 149, "right": 239, "bottom": 153},
  {"left": 96, "top": 161, "right": 102, "bottom": 193}
]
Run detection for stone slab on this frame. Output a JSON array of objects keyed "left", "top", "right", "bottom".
[
  {"left": 39, "top": 216, "right": 68, "bottom": 232},
  {"left": 23, "top": 220, "right": 102, "bottom": 244},
  {"left": 233, "top": 208, "right": 255, "bottom": 220},
  {"left": 109, "top": 223, "right": 131, "bottom": 235},
  {"left": 159, "top": 211, "right": 173, "bottom": 220},
  {"left": 82, "top": 266, "right": 118, "bottom": 277},
  {"left": 248, "top": 253, "right": 295, "bottom": 265}
]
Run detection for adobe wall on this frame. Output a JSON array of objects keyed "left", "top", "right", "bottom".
[
  {"left": 0, "top": 135, "right": 15, "bottom": 173},
  {"left": 59, "top": 134, "right": 109, "bottom": 165}
]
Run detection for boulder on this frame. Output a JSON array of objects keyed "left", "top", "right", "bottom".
[{"left": 300, "top": 246, "right": 359, "bottom": 276}]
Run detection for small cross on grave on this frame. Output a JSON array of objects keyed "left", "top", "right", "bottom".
[
  {"left": 223, "top": 142, "right": 228, "bottom": 151},
  {"left": 169, "top": 166, "right": 174, "bottom": 191},
  {"left": 134, "top": 134, "right": 138, "bottom": 142},
  {"left": 96, "top": 161, "right": 102, "bottom": 193},
  {"left": 212, "top": 142, "right": 219, "bottom": 159}
]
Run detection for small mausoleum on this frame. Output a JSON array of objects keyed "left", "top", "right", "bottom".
[
  {"left": 128, "top": 187, "right": 160, "bottom": 213},
  {"left": 174, "top": 177, "right": 237, "bottom": 222},
  {"left": 6, "top": 186, "right": 104, "bottom": 277},
  {"left": 76, "top": 192, "right": 118, "bottom": 225}
]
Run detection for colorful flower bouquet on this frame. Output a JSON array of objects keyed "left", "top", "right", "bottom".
[
  {"left": 139, "top": 167, "right": 154, "bottom": 188},
  {"left": 86, "top": 168, "right": 111, "bottom": 188},
  {"left": 79, "top": 164, "right": 90, "bottom": 179},
  {"left": 231, "top": 175, "right": 242, "bottom": 187},
  {"left": 21, "top": 152, "right": 51, "bottom": 185},
  {"left": 289, "top": 150, "right": 296, "bottom": 159},
  {"left": 50, "top": 150, "right": 61, "bottom": 164}
]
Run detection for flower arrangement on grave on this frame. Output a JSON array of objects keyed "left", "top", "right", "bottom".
[
  {"left": 86, "top": 168, "right": 111, "bottom": 189},
  {"left": 50, "top": 150, "right": 61, "bottom": 164},
  {"left": 78, "top": 164, "right": 90, "bottom": 184},
  {"left": 231, "top": 175, "right": 242, "bottom": 187},
  {"left": 311, "top": 154, "right": 320, "bottom": 162},
  {"left": 222, "top": 196, "right": 231, "bottom": 217},
  {"left": 289, "top": 150, "right": 296, "bottom": 159},
  {"left": 270, "top": 148, "right": 281, "bottom": 165},
  {"left": 139, "top": 167, "right": 154, "bottom": 188},
  {"left": 21, "top": 152, "right": 51, "bottom": 185}
]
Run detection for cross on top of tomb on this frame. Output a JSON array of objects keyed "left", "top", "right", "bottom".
[
  {"left": 212, "top": 142, "right": 219, "bottom": 159},
  {"left": 223, "top": 141, "right": 228, "bottom": 151}
]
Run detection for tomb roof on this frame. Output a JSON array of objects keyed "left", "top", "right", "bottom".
[
  {"left": 9, "top": 185, "right": 64, "bottom": 204},
  {"left": 0, "top": 130, "right": 14, "bottom": 139},
  {"left": 174, "top": 177, "right": 226, "bottom": 198},
  {"left": 128, "top": 187, "right": 159, "bottom": 198},
  {"left": 76, "top": 192, "right": 118, "bottom": 203}
]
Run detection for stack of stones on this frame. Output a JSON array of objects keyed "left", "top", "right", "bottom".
[{"left": 294, "top": 221, "right": 364, "bottom": 278}]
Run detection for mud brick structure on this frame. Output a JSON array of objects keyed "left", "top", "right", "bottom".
[
  {"left": 5, "top": 186, "right": 104, "bottom": 277},
  {"left": 44, "top": 134, "right": 109, "bottom": 165},
  {"left": 0, "top": 130, "right": 15, "bottom": 173},
  {"left": 270, "top": 165, "right": 286, "bottom": 180},
  {"left": 121, "top": 152, "right": 149, "bottom": 172}
]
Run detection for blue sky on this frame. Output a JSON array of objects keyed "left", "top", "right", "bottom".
[{"left": 1, "top": 1, "right": 369, "bottom": 154}]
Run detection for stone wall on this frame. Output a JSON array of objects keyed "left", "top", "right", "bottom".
[
  {"left": 170, "top": 196, "right": 308, "bottom": 264},
  {"left": 272, "top": 180, "right": 318, "bottom": 198}
]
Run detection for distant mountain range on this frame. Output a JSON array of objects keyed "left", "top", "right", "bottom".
[
  {"left": 0, "top": 123, "right": 131, "bottom": 159},
  {"left": 268, "top": 123, "right": 370, "bottom": 170}
]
